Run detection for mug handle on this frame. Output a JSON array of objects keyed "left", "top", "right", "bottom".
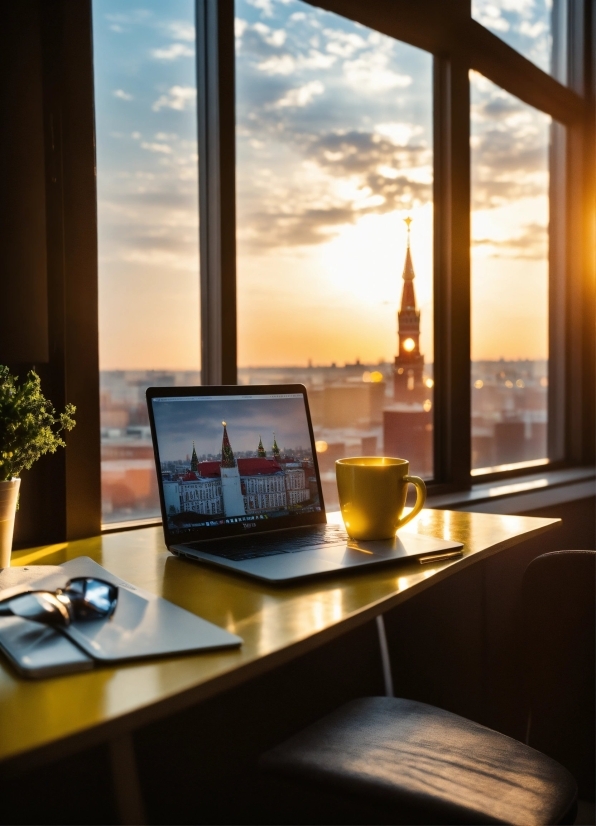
[{"left": 395, "top": 475, "right": 427, "bottom": 529}]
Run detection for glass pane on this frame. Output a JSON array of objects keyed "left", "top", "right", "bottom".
[
  {"left": 470, "top": 72, "right": 551, "bottom": 473},
  {"left": 93, "top": 0, "right": 200, "bottom": 524},
  {"left": 235, "top": 0, "right": 434, "bottom": 510},
  {"left": 472, "top": 0, "right": 567, "bottom": 82}
]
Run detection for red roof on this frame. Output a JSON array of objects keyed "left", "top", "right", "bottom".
[
  {"left": 195, "top": 458, "right": 283, "bottom": 479},
  {"left": 181, "top": 471, "right": 198, "bottom": 481},
  {"left": 197, "top": 461, "right": 221, "bottom": 478},
  {"left": 238, "top": 458, "right": 282, "bottom": 476}
]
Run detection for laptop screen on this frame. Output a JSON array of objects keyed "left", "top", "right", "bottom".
[{"left": 147, "top": 386, "right": 326, "bottom": 544}]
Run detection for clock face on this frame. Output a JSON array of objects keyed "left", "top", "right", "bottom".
[{"left": 402, "top": 337, "right": 416, "bottom": 353}]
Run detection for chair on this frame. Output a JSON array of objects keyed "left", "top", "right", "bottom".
[{"left": 260, "top": 550, "right": 595, "bottom": 825}]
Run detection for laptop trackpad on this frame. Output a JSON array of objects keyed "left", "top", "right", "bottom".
[
  {"left": 239, "top": 551, "right": 350, "bottom": 581},
  {"left": 236, "top": 544, "right": 394, "bottom": 581}
]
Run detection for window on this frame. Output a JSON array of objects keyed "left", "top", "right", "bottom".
[
  {"left": 470, "top": 72, "right": 551, "bottom": 473},
  {"left": 235, "top": 0, "right": 434, "bottom": 508},
  {"left": 21, "top": 0, "right": 589, "bottom": 542},
  {"left": 471, "top": 0, "right": 567, "bottom": 82},
  {"left": 92, "top": 0, "right": 200, "bottom": 525}
]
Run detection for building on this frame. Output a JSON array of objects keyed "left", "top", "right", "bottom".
[
  {"left": 165, "top": 425, "right": 313, "bottom": 521},
  {"left": 220, "top": 422, "right": 246, "bottom": 517},
  {"left": 383, "top": 407, "right": 433, "bottom": 477},
  {"left": 393, "top": 219, "right": 426, "bottom": 404}
]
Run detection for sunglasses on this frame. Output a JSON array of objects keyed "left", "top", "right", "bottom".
[{"left": 0, "top": 578, "right": 119, "bottom": 628}]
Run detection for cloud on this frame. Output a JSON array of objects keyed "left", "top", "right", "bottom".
[
  {"left": 240, "top": 20, "right": 336, "bottom": 73},
  {"left": 97, "top": 167, "right": 199, "bottom": 276},
  {"left": 151, "top": 43, "right": 194, "bottom": 60},
  {"left": 323, "top": 28, "right": 367, "bottom": 58},
  {"left": 374, "top": 122, "right": 424, "bottom": 146},
  {"left": 113, "top": 89, "right": 134, "bottom": 101},
  {"left": 275, "top": 80, "right": 324, "bottom": 108},
  {"left": 471, "top": 75, "right": 550, "bottom": 209},
  {"left": 343, "top": 51, "right": 412, "bottom": 90},
  {"left": 164, "top": 20, "right": 195, "bottom": 41},
  {"left": 256, "top": 54, "right": 296, "bottom": 75},
  {"left": 253, "top": 22, "right": 287, "bottom": 47},
  {"left": 481, "top": 95, "right": 524, "bottom": 118},
  {"left": 231, "top": 8, "right": 438, "bottom": 255},
  {"left": 237, "top": 127, "right": 431, "bottom": 251},
  {"left": 238, "top": 204, "right": 355, "bottom": 249},
  {"left": 473, "top": 222, "right": 547, "bottom": 259},
  {"left": 473, "top": 5, "right": 510, "bottom": 32},
  {"left": 152, "top": 86, "right": 196, "bottom": 112},
  {"left": 310, "top": 130, "right": 430, "bottom": 180},
  {"left": 235, "top": 18, "right": 248, "bottom": 38},
  {"left": 246, "top": 0, "right": 274, "bottom": 16},
  {"left": 256, "top": 49, "right": 336, "bottom": 75},
  {"left": 141, "top": 142, "right": 173, "bottom": 154},
  {"left": 105, "top": 10, "right": 153, "bottom": 26}
]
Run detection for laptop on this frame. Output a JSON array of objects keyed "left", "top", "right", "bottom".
[{"left": 146, "top": 384, "right": 463, "bottom": 583}]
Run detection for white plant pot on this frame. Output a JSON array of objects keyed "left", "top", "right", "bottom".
[{"left": 0, "top": 478, "right": 21, "bottom": 568}]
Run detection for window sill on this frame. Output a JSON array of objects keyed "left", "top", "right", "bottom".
[{"left": 427, "top": 467, "right": 596, "bottom": 514}]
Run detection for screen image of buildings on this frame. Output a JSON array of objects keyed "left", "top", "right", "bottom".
[{"left": 160, "top": 423, "right": 318, "bottom": 529}]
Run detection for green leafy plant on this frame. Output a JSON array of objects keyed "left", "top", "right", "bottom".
[{"left": 0, "top": 366, "right": 76, "bottom": 482}]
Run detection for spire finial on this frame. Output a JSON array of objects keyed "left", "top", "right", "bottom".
[
  {"left": 221, "top": 422, "right": 236, "bottom": 468},
  {"left": 400, "top": 216, "right": 416, "bottom": 284},
  {"left": 404, "top": 216, "right": 412, "bottom": 246},
  {"left": 257, "top": 435, "right": 266, "bottom": 458}
]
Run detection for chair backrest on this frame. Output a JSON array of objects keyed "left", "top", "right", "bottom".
[{"left": 523, "top": 550, "right": 595, "bottom": 800}]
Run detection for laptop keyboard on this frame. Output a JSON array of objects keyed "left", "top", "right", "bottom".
[{"left": 185, "top": 525, "right": 348, "bottom": 562}]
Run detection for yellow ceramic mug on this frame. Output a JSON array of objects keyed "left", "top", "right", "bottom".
[{"left": 335, "top": 457, "right": 426, "bottom": 541}]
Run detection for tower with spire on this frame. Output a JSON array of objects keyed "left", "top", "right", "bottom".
[
  {"left": 393, "top": 217, "right": 425, "bottom": 402},
  {"left": 272, "top": 433, "right": 281, "bottom": 460},
  {"left": 190, "top": 441, "right": 198, "bottom": 472},
  {"left": 257, "top": 436, "right": 266, "bottom": 458},
  {"left": 219, "top": 422, "right": 246, "bottom": 517}
]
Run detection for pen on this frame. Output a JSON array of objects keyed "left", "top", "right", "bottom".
[{"left": 418, "top": 549, "right": 463, "bottom": 564}]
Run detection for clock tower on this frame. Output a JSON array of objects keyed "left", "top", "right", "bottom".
[{"left": 393, "top": 218, "right": 425, "bottom": 402}]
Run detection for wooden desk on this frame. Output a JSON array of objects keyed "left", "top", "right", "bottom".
[{"left": 0, "top": 509, "right": 558, "bottom": 777}]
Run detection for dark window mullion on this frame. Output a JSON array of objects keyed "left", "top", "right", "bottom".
[
  {"left": 468, "top": 19, "right": 583, "bottom": 125},
  {"left": 196, "top": 0, "right": 237, "bottom": 386},
  {"left": 565, "top": 0, "right": 595, "bottom": 464},
  {"left": 433, "top": 56, "right": 472, "bottom": 488},
  {"left": 548, "top": 122, "right": 567, "bottom": 462}
]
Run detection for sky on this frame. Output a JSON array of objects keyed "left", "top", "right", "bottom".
[
  {"left": 93, "top": 0, "right": 553, "bottom": 370},
  {"left": 470, "top": 72, "right": 550, "bottom": 361},
  {"left": 472, "top": 0, "right": 555, "bottom": 76},
  {"left": 152, "top": 395, "right": 312, "bottom": 462}
]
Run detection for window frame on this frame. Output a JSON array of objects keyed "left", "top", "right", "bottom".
[
  {"left": 9, "top": 0, "right": 101, "bottom": 547},
  {"left": 196, "top": 0, "right": 595, "bottom": 498},
  {"left": 10, "top": 0, "right": 593, "bottom": 545}
]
